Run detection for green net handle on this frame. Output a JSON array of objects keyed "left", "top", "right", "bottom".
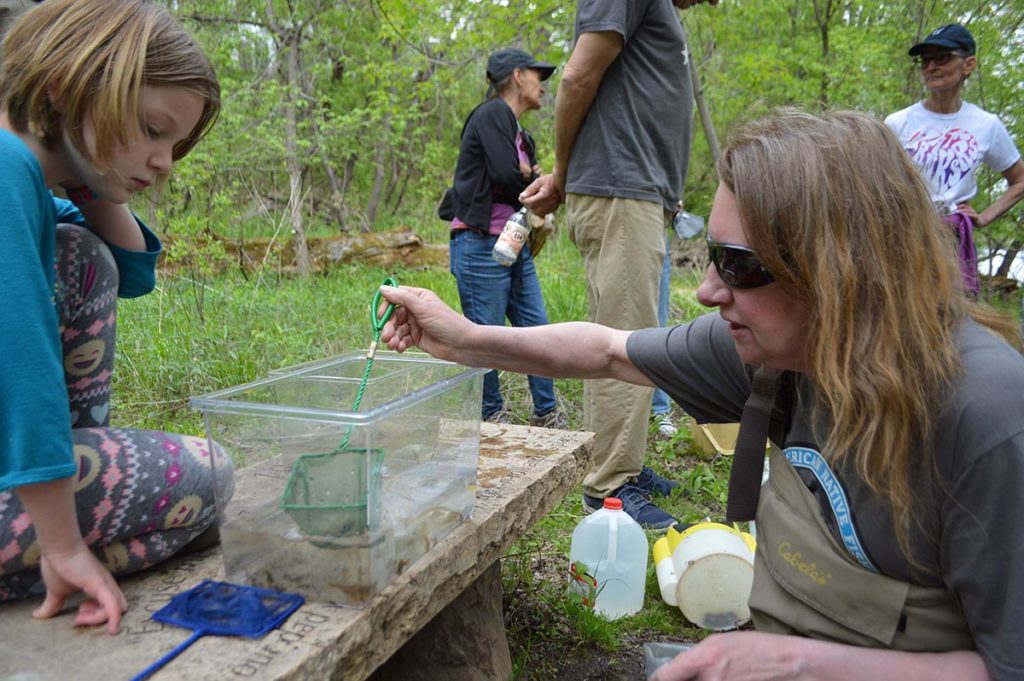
[{"left": 336, "top": 277, "right": 398, "bottom": 451}]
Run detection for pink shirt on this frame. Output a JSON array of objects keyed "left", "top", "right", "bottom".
[{"left": 452, "top": 130, "right": 530, "bottom": 235}]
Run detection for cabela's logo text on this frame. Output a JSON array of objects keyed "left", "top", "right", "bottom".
[{"left": 778, "top": 542, "right": 831, "bottom": 585}]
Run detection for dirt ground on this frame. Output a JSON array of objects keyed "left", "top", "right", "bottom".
[{"left": 517, "top": 640, "right": 646, "bottom": 681}]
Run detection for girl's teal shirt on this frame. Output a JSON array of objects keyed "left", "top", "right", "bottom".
[{"left": 0, "top": 129, "right": 162, "bottom": 491}]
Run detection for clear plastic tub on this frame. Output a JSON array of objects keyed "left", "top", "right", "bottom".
[{"left": 191, "top": 352, "right": 486, "bottom": 606}]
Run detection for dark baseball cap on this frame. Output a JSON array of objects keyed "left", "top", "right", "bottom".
[
  {"left": 908, "top": 23, "right": 976, "bottom": 56},
  {"left": 486, "top": 48, "right": 556, "bottom": 83}
]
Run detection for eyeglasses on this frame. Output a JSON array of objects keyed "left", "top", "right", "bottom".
[
  {"left": 911, "top": 52, "right": 964, "bottom": 68},
  {"left": 706, "top": 236, "right": 776, "bottom": 289}
]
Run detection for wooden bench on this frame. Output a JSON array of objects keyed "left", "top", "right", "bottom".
[{"left": 0, "top": 423, "right": 592, "bottom": 681}]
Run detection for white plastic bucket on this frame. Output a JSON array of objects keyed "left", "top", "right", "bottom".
[{"left": 653, "top": 522, "right": 755, "bottom": 631}]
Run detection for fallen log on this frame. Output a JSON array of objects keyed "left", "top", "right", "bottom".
[{"left": 159, "top": 228, "right": 449, "bottom": 275}]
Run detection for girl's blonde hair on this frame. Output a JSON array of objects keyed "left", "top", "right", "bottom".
[
  {"left": 0, "top": 0, "right": 219, "bottom": 167},
  {"left": 718, "top": 109, "right": 1020, "bottom": 560}
]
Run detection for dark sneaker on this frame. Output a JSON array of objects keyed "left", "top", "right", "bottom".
[
  {"left": 484, "top": 408, "right": 512, "bottom": 424},
  {"left": 633, "top": 465, "right": 679, "bottom": 497},
  {"left": 529, "top": 409, "right": 568, "bottom": 429},
  {"left": 583, "top": 484, "right": 676, "bottom": 530}
]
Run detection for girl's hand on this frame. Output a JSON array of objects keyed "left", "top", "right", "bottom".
[
  {"left": 34, "top": 540, "right": 128, "bottom": 634},
  {"left": 15, "top": 478, "right": 127, "bottom": 634}
]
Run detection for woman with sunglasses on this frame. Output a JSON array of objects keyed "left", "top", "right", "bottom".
[
  {"left": 379, "top": 109, "right": 1024, "bottom": 680},
  {"left": 885, "top": 23, "right": 1024, "bottom": 297}
]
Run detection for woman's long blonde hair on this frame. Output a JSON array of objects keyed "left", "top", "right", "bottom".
[
  {"left": 0, "top": 0, "right": 219, "bottom": 168},
  {"left": 718, "top": 109, "right": 1019, "bottom": 557}
]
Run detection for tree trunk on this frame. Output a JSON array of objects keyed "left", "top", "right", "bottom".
[
  {"left": 366, "top": 105, "right": 393, "bottom": 229},
  {"left": 684, "top": 24, "right": 722, "bottom": 164},
  {"left": 322, "top": 155, "right": 348, "bottom": 232},
  {"left": 383, "top": 149, "right": 401, "bottom": 208},
  {"left": 811, "top": 0, "right": 834, "bottom": 108},
  {"left": 995, "top": 240, "right": 1022, "bottom": 278},
  {"left": 283, "top": 29, "right": 311, "bottom": 275}
]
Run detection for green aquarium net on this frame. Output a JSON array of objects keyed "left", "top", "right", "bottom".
[
  {"left": 281, "top": 447, "right": 385, "bottom": 536},
  {"left": 280, "top": 278, "right": 396, "bottom": 537}
]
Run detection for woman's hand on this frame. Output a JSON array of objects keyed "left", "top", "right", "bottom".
[
  {"left": 649, "top": 631, "right": 990, "bottom": 681},
  {"left": 34, "top": 540, "right": 127, "bottom": 634},
  {"left": 650, "top": 632, "right": 800, "bottom": 681},
  {"left": 956, "top": 202, "right": 983, "bottom": 226},
  {"left": 378, "top": 285, "right": 476, "bottom": 360}
]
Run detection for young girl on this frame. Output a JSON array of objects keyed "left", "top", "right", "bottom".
[{"left": 0, "top": 0, "right": 227, "bottom": 634}]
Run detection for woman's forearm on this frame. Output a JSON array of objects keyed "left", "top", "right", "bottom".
[
  {"left": 655, "top": 631, "right": 990, "bottom": 681},
  {"left": 458, "top": 321, "right": 652, "bottom": 386},
  {"left": 790, "top": 635, "right": 989, "bottom": 681},
  {"left": 977, "top": 160, "right": 1024, "bottom": 227}
]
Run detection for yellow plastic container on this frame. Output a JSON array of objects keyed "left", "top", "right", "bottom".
[{"left": 690, "top": 422, "right": 741, "bottom": 458}]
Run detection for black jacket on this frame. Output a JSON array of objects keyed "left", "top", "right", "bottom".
[{"left": 444, "top": 97, "right": 538, "bottom": 231}]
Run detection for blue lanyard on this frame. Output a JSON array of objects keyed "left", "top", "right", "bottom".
[{"left": 784, "top": 447, "right": 879, "bottom": 573}]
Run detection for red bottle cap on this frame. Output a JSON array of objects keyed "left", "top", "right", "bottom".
[{"left": 603, "top": 498, "right": 623, "bottom": 511}]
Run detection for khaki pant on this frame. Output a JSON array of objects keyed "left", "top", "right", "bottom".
[{"left": 567, "top": 194, "right": 666, "bottom": 497}]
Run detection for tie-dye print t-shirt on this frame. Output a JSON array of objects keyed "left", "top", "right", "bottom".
[{"left": 885, "top": 101, "right": 1020, "bottom": 215}]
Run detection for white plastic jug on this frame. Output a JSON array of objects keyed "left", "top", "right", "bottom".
[{"left": 567, "top": 498, "right": 648, "bottom": 619}]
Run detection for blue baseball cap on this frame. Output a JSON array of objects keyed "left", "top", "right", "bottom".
[{"left": 908, "top": 23, "right": 976, "bottom": 56}]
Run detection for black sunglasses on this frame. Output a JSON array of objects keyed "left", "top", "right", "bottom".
[
  {"left": 706, "top": 236, "right": 776, "bottom": 289},
  {"left": 911, "top": 51, "right": 964, "bottom": 68}
]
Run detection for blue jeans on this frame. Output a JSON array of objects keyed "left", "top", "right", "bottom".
[
  {"left": 450, "top": 229, "right": 557, "bottom": 419},
  {"left": 652, "top": 233, "right": 671, "bottom": 416}
]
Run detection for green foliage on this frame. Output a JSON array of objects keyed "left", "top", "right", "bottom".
[
  {"left": 560, "top": 597, "right": 622, "bottom": 651},
  {"left": 151, "top": 0, "right": 1024, "bottom": 279}
]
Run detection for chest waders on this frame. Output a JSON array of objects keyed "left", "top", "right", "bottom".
[{"left": 730, "top": 368, "right": 974, "bottom": 650}]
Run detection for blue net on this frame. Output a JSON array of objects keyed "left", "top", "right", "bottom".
[
  {"left": 130, "top": 579, "right": 304, "bottom": 681},
  {"left": 152, "top": 579, "right": 304, "bottom": 638}
]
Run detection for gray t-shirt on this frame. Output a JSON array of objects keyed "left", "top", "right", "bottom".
[
  {"left": 627, "top": 312, "right": 1024, "bottom": 678},
  {"left": 567, "top": 0, "right": 692, "bottom": 212}
]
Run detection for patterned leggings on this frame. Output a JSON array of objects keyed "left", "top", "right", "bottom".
[{"left": 0, "top": 225, "right": 233, "bottom": 601}]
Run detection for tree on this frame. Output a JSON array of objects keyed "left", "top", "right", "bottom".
[{"left": 156, "top": 0, "right": 1024, "bottom": 285}]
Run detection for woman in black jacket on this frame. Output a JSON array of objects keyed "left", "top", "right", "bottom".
[{"left": 446, "top": 48, "right": 564, "bottom": 428}]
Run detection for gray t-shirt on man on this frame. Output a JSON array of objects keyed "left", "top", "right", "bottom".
[
  {"left": 627, "top": 312, "right": 1024, "bottom": 678},
  {"left": 568, "top": 0, "right": 692, "bottom": 212}
]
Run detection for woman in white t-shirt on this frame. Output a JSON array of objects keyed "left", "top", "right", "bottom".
[{"left": 885, "top": 23, "right": 1024, "bottom": 296}]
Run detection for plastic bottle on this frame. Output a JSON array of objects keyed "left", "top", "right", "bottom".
[
  {"left": 567, "top": 498, "right": 648, "bottom": 619},
  {"left": 492, "top": 208, "right": 530, "bottom": 266}
]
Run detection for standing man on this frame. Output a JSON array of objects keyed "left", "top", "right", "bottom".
[{"left": 521, "top": 0, "right": 717, "bottom": 528}]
